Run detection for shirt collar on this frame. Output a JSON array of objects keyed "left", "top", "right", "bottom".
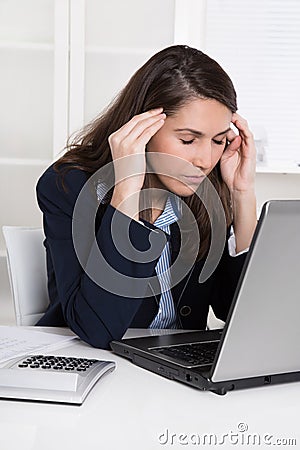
[
  {"left": 96, "top": 182, "right": 182, "bottom": 227},
  {"left": 154, "top": 194, "right": 181, "bottom": 228}
]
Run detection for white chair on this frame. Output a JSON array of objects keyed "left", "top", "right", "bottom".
[{"left": 2, "top": 226, "right": 49, "bottom": 325}]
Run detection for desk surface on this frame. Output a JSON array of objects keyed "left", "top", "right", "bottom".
[{"left": 0, "top": 327, "right": 299, "bottom": 450}]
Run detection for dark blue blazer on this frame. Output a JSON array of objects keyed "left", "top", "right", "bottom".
[{"left": 36, "top": 165, "right": 247, "bottom": 349}]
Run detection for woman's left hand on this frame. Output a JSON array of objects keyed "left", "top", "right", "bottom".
[{"left": 220, "top": 113, "right": 256, "bottom": 193}]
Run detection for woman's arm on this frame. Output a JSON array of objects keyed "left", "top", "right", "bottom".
[
  {"left": 109, "top": 108, "right": 166, "bottom": 220},
  {"left": 36, "top": 166, "right": 166, "bottom": 349},
  {"left": 220, "top": 113, "right": 257, "bottom": 253},
  {"left": 231, "top": 190, "right": 257, "bottom": 254}
]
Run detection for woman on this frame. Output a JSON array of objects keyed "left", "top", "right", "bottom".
[{"left": 36, "top": 45, "right": 257, "bottom": 349}]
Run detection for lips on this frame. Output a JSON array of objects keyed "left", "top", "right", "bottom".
[{"left": 182, "top": 175, "right": 206, "bottom": 184}]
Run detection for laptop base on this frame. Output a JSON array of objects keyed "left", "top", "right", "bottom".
[{"left": 111, "top": 331, "right": 300, "bottom": 395}]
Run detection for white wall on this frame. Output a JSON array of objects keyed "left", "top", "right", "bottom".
[{"left": 256, "top": 174, "right": 300, "bottom": 213}]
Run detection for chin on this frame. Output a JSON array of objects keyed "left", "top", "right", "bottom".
[{"left": 167, "top": 181, "right": 199, "bottom": 197}]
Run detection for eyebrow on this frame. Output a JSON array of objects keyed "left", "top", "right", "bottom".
[{"left": 174, "top": 127, "right": 231, "bottom": 137}]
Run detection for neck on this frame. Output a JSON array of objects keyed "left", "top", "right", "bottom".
[
  {"left": 140, "top": 173, "right": 170, "bottom": 223},
  {"left": 139, "top": 188, "right": 168, "bottom": 224}
]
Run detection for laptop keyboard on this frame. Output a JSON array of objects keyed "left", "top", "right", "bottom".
[{"left": 152, "top": 341, "right": 219, "bottom": 366}]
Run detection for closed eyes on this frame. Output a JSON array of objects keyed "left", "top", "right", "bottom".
[
  {"left": 180, "top": 139, "right": 195, "bottom": 145},
  {"left": 180, "top": 139, "right": 225, "bottom": 146},
  {"left": 213, "top": 139, "right": 226, "bottom": 146}
]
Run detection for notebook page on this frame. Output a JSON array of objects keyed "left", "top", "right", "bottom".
[{"left": 0, "top": 326, "right": 77, "bottom": 364}]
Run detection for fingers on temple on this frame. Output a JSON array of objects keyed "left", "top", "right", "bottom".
[
  {"left": 109, "top": 109, "right": 166, "bottom": 147},
  {"left": 231, "top": 113, "right": 254, "bottom": 139}
]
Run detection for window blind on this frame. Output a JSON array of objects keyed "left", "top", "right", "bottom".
[{"left": 204, "top": 0, "right": 300, "bottom": 168}]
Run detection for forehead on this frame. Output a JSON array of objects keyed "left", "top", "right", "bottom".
[{"left": 167, "top": 98, "right": 232, "bottom": 132}]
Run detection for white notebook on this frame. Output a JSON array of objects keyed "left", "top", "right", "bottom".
[{"left": 0, "top": 326, "right": 77, "bottom": 364}]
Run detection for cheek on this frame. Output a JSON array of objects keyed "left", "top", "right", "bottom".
[
  {"left": 212, "top": 147, "right": 225, "bottom": 165},
  {"left": 147, "top": 152, "right": 190, "bottom": 178}
]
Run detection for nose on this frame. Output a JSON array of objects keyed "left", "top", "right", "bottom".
[{"left": 191, "top": 141, "right": 212, "bottom": 171}]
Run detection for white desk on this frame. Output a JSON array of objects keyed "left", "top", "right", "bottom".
[{"left": 0, "top": 327, "right": 299, "bottom": 450}]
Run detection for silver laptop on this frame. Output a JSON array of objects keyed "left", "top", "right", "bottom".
[{"left": 111, "top": 200, "right": 300, "bottom": 394}]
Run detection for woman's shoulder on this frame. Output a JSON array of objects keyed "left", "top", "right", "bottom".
[
  {"left": 36, "top": 163, "right": 90, "bottom": 212},
  {"left": 37, "top": 163, "right": 89, "bottom": 196}
]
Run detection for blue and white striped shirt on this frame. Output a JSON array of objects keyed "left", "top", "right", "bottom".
[{"left": 149, "top": 195, "right": 181, "bottom": 329}]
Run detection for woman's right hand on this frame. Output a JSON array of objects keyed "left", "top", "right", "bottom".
[{"left": 109, "top": 108, "right": 166, "bottom": 220}]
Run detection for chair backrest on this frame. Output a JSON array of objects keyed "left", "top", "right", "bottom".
[{"left": 2, "top": 226, "right": 49, "bottom": 325}]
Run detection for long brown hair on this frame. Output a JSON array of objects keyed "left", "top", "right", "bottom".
[{"left": 55, "top": 45, "right": 237, "bottom": 260}]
